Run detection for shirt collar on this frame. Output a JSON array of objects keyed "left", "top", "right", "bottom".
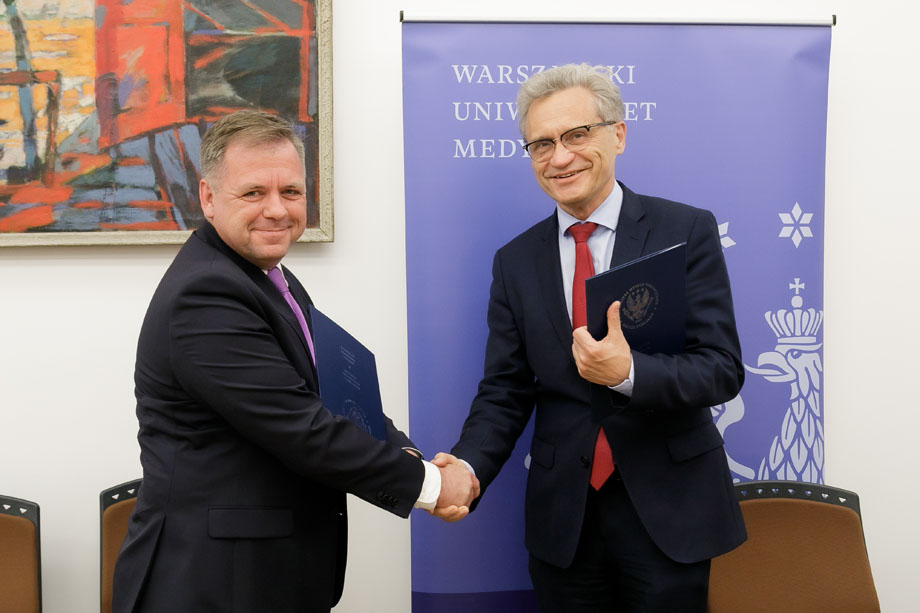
[
  {"left": 263, "top": 263, "right": 288, "bottom": 283},
  {"left": 556, "top": 181, "right": 623, "bottom": 238}
]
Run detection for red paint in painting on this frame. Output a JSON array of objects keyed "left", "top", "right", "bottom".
[
  {"left": 96, "top": 0, "right": 185, "bottom": 147},
  {"left": 55, "top": 153, "right": 112, "bottom": 185},
  {"left": 0, "top": 206, "right": 54, "bottom": 232},
  {"left": 9, "top": 185, "right": 73, "bottom": 204},
  {"left": 98, "top": 220, "right": 181, "bottom": 231},
  {"left": 118, "top": 157, "right": 149, "bottom": 167}
]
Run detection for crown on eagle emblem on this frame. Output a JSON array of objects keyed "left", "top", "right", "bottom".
[{"left": 765, "top": 278, "right": 823, "bottom": 344}]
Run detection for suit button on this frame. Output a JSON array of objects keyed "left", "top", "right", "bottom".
[{"left": 580, "top": 456, "right": 590, "bottom": 467}]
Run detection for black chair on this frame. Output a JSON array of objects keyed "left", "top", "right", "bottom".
[
  {"left": 100, "top": 479, "right": 142, "bottom": 613},
  {"left": 708, "top": 480, "right": 879, "bottom": 612},
  {"left": 0, "top": 494, "right": 41, "bottom": 613}
]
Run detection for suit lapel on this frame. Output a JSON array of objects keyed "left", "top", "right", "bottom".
[
  {"left": 195, "top": 223, "right": 317, "bottom": 380},
  {"left": 535, "top": 213, "right": 576, "bottom": 349},
  {"left": 610, "top": 182, "right": 649, "bottom": 268}
]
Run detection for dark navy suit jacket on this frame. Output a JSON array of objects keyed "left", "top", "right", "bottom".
[
  {"left": 113, "top": 222, "right": 424, "bottom": 612},
  {"left": 452, "top": 182, "right": 747, "bottom": 568}
]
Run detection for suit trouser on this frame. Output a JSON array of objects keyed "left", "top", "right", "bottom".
[{"left": 529, "top": 472, "right": 710, "bottom": 613}]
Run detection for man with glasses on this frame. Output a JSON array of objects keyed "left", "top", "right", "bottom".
[{"left": 434, "top": 64, "right": 746, "bottom": 611}]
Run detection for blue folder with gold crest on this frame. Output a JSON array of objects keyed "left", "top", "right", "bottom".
[
  {"left": 308, "top": 305, "right": 387, "bottom": 440},
  {"left": 585, "top": 242, "right": 687, "bottom": 355}
]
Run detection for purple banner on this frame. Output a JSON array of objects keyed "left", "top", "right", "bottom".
[{"left": 402, "top": 21, "right": 831, "bottom": 609}]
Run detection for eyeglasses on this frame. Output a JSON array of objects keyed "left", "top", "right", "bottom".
[{"left": 522, "top": 121, "right": 620, "bottom": 162}]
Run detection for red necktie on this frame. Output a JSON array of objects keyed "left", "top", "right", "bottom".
[{"left": 568, "top": 222, "right": 615, "bottom": 490}]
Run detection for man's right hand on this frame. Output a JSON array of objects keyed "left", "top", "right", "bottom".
[{"left": 431, "top": 452, "right": 480, "bottom": 522}]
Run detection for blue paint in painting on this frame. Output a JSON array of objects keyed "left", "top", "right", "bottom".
[
  {"left": 118, "top": 136, "right": 153, "bottom": 162},
  {"left": 117, "top": 73, "right": 147, "bottom": 109},
  {"left": 53, "top": 204, "right": 161, "bottom": 231},
  {"left": 178, "top": 124, "right": 202, "bottom": 175},
  {"left": 153, "top": 131, "right": 191, "bottom": 194},
  {"left": 114, "top": 164, "right": 157, "bottom": 188},
  {"left": 77, "top": 187, "right": 160, "bottom": 204}
]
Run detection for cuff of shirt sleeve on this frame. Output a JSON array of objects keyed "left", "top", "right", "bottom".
[
  {"left": 414, "top": 460, "right": 441, "bottom": 511},
  {"left": 402, "top": 446, "right": 424, "bottom": 460},
  {"left": 609, "top": 355, "right": 635, "bottom": 397},
  {"left": 459, "top": 459, "right": 476, "bottom": 479}
]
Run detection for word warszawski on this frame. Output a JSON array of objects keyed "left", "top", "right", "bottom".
[{"left": 451, "top": 64, "right": 637, "bottom": 85}]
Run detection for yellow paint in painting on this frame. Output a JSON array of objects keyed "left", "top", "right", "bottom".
[{"left": 0, "top": 18, "right": 95, "bottom": 161}]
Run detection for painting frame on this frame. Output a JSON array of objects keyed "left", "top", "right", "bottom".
[{"left": 0, "top": 0, "right": 333, "bottom": 247}]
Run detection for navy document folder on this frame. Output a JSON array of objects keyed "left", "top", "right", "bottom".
[
  {"left": 585, "top": 242, "right": 687, "bottom": 355},
  {"left": 308, "top": 306, "right": 387, "bottom": 440}
]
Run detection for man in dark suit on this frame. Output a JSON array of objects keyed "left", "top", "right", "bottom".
[
  {"left": 112, "top": 110, "right": 477, "bottom": 613},
  {"left": 434, "top": 64, "right": 746, "bottom": 611}
]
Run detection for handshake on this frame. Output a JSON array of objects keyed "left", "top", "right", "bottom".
[{"left": 430, "top": 452, "right": 480, "bottom": 523}]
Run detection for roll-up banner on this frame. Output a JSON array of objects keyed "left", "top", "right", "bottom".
[{"left": 402, "top": 17, "right": 832, "bottom": 611}]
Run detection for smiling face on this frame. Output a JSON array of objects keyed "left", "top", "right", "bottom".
[
  {"left": 524, "top": 87, "right": 626, "bottom": 220},
  {"left": 199, "top": 139, "right": 307, "bottom": 270}
]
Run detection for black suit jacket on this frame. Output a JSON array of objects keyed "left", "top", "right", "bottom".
[
  {"left": 452, "top": 183, "right": 746, "bottom": 568},
  {"left": 113, "top": 223, "right": 424, "bottom": 613}
]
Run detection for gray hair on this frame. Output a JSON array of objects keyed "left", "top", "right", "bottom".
[
  {"left": 199, "top": 109, "right": 305, "bottom": 185},
  {"left": 517, "top": 64, "right": 625, "bottom": 139}
]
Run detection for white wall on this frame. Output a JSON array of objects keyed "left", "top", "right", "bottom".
[{"left": 1, "top": 1, "right": 917, "bottom": 611}]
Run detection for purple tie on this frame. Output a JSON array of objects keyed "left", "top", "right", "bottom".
[{"left": 267, "top": 266, "right": 315, "bottom": 363}]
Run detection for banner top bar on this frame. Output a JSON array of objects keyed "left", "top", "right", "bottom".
[{"left": 399, "top": 12, "right": 836, "bottom": 27}]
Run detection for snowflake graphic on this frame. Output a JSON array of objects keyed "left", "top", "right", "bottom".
[
  {"left": 718, "top": 221, "right": 735, "bottom": 249},
  {"left": 778, "top": 202, "right": 813, "bottom": 248}
]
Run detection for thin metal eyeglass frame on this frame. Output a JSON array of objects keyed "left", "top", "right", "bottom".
[{"left": 522, "top": 120, "right": 620, "bottom": 160}]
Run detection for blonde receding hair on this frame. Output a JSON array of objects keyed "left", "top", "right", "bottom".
[{"left": 199, "top": 109, "right": 306, "bottom": 186}]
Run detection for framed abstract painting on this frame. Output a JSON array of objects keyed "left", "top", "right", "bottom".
[{"left": 0, "top": 0, "right": 333, "bottom": 246}]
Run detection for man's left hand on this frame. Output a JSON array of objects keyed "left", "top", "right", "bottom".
[{"left": 572, "top": 301, "right": 632, "bottom": 386}]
